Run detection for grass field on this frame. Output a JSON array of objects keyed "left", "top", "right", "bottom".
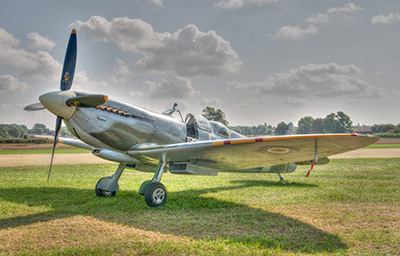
[{"left": 0, "top": 158, "right": 399, "bottom": 255}]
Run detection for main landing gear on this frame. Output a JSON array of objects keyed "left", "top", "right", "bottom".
[
  {"left": 95, "top": 163, "right": 126, "bottom": 197},
  {"left": 138, "top": 159, "right": 167, "bottom": 207},
  {"left": 95, "top": 158, "right": 168, "bottom": 208}
]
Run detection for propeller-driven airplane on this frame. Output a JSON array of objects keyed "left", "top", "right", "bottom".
[{"left": 24, "top": 30, "right": 379, "bottom": 207}]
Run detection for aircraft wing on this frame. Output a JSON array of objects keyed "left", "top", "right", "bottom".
[
  {"left": 128, "top": 134, "right": 379, "bottom": 171},
  {"left": 35, "top": 135, "right": 93, "bottom": 150}
]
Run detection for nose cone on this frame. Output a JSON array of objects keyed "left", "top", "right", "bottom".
[{"left": 39, "top": 91, "right": 77, "bottom": 120}]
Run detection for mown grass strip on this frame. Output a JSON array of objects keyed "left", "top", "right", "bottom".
[{"left": 364, "top": 144, "right": 400, "bottom": 149}]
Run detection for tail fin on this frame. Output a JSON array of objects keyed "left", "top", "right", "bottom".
[{"left": 284, "top": 122, "right": 295, "bottom": 135}]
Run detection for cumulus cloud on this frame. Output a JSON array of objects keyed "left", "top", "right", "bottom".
[
  {"left": 284, "top": 97, "right": 308, "bottom": 107},
  {"left": 129, "top": 90, "right": 144, "bottom": 98},
  {"left": 276, "top": 25, "right": 319, "bottom": 41},
  {"left": 304, "top": 13, "right": 330, "bottom": 24},
  {"left": 27, "top": 32, "right": 56, "bottom": 50},
  {"left": 73, "top": 71, "right": 108, "bottom": 90},
  {"left": 325, "top": 2, "right": 364, "bottom": 16},
  {"left": 200, "top": 97, "right": 222, "bottom": 106},
  {"left": 145, "top": 73, "right": 200, "bottom": 99},
  {"left": 0, "top": 28, "right": 60, "bottom": 82},
  {"left": 215, "top": 0, "right": 278, "bottom": 9},
  {"left": 306, "top": 2, "right": 364, "bottom": 24},
  {"left": 276, "top": 3, "right": 363, "bottom": 40},
  {"left": 371, "top": 12, "right": 400, "bottom": 25},
  {"left": 73, "top": 16, "right": 242, "bottom": 77},
  {"left": 109, "top": 59, "right": 134, "bottom": 84},
  {"left": 239, "top": 97, "right": 269, "bottom": 110},
  {"left": 227, "top": 63, "right": 385, "bottom": 99},
  {"left": 148, "top": 0, "right": 163, "bottom": 6},
  {"left": 0, "top": 27, "right": 19, "bottom": 47},
  {"left": 0, "top": 75, "right": 28, "bottom": 93}
]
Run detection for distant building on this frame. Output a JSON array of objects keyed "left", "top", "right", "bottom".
[{"left": 353, "top": 126, "right": 372, "bottom": 134}]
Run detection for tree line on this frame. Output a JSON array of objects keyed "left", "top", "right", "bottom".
[
  {"left": 0, "top": 123, "right": 51, "bottom": 139},
  {"left": 240, "top": 111, "right": 354, "bottom": 136},
  {"left": 0, "top": 123, "right": 72, "bottom": 139},
  {"left": 202, "top": 107, "right": 399, "bottom": 137}
]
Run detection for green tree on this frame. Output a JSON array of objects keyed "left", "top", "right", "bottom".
[
  {"left": 202, "top": 106, "right": 229, "bottom": 126},
  {"left": 0, "top": 125, "right": 10, "bottom": 138},
  {"left": 371, "top": 124, "right": 395, "bottom": 133},
  {"left": 60, "top": 126, "right": 72, "bottom": 137},
  {"left": 31, "top": 123, "right": 51, "bottom": 134},
  {"left": 297, "top": 116, "right": 314, "bottom": 134},
  {"left": 323, "top": 113, "right": 338, "bottom": 133},
  {"left": 323, "top": 112, "right": 354, "bottom": 133},
  {"left": 312, "top": 118, "right": 324, "bottom": 133},
  {"left": 275, "top": 121, "right": 288, "bottom": 135},
  {"left": 30, "top": 126, "right": 44, "bottom": 135},
  {"left": 336, "top": 111, "right": 354, "bottom": 133},
  {"left": 2, "top": 124, "right": 28, "bottom": 138}
]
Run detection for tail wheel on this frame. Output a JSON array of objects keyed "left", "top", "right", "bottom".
[{"left": 144, "top": 182, "right": 167, "bottom": 207}]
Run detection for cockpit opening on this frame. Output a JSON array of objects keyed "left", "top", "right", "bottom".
[{"left": 184, "top": 113, "right": 245, "bottom": 140}]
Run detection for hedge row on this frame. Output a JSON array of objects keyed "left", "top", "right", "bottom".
[
  {"left": 0, "top": 138, "right": 52, "bottom": 144},
  {"left": 375, "top": 133, "right": 400, "bottom": 139}
]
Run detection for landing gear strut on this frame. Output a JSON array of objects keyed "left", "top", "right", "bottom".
[
  {"left": 95, "top": 156, "right": 168, "bottom": 207},
  {"left": 139, "top": 156, "right": 167, "bottom": 207},
  {"left": 95, "top": 163, "right": 126, "bottom": 197}
]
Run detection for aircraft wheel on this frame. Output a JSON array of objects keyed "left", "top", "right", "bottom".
[
  {"left": 144, "top": 182, "right": 167, "bottom": 207},
  {"left": 138, "top": 180, "right": 152, "bottom": 196},
  {"left": 95, "top": 178, "right": 116, "bottom": 197}
]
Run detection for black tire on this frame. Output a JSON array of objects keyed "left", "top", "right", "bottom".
[
  {"left": 138, "top": 180, "right": 152, "bottom": 196},
  {"left": 95, "top": 178, "right": 116, "bottom": 197},
  {"left": 144, "top": 182, "right": 167, "bottom": 207}
]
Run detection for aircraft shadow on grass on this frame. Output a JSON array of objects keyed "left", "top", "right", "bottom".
[{"left": 0, "top": 182, "right": 346, "bottom": 253}]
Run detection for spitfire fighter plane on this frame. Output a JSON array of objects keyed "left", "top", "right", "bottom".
[{"left": 24, "top": 30, "right": 379, "bottom": 207}]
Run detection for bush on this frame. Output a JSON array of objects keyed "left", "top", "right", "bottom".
[
  {"left": 374, "top": 133, "right": 400, "bottom": 139},
  {"left": 0, "top": 138, "right": 52, "bottom": 144}
]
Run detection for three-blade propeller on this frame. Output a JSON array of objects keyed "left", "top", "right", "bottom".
[
  {"left": 24, "top": 29, "right": 108, "bottom": 181},
  {"left": 47, "top": 29, "right": 77, "bottom": 181}
]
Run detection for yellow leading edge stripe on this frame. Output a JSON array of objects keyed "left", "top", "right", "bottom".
[{"left": 211, "top": 134, "right": 357, "bottom": 146}]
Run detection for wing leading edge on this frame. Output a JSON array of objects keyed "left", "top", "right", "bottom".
[
  {"left": 35, "top": 135, "right": 93, "bottom": 150},
  {"left": 129, "top": 134, "right": 379, "bottom": 171}
]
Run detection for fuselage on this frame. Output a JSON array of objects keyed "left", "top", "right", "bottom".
[{"left": 65, "top": 93, "right": 188, "bottom": 152}]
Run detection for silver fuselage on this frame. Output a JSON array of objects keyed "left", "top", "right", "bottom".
[{"left": 65, "top": 97, "right": 187, "bottom": 152}]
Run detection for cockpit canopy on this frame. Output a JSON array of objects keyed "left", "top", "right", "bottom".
[{"left": 185, "top": 113, "right": 244, "bottom": 140}]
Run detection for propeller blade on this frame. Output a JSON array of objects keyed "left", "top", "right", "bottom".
[
  {"left": 66, "top": 94, "right": 108, "bottom": 107},
  {"left": 23, "top": 103, "right": 45, "bottom": 111},
  {"left": 48, "top": 116, "right": 62, "bottom": 182},
  {"left": 60, "top": 29, "right": 77, "bottom": 91}
]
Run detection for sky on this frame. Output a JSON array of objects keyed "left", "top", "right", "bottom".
[{"left": 0, "top": 0, "right": 399, "bottom": 129}]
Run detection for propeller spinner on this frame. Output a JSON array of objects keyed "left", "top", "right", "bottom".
[{"left": 23, "top": 29, "right": 108, "bottom": 181}]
